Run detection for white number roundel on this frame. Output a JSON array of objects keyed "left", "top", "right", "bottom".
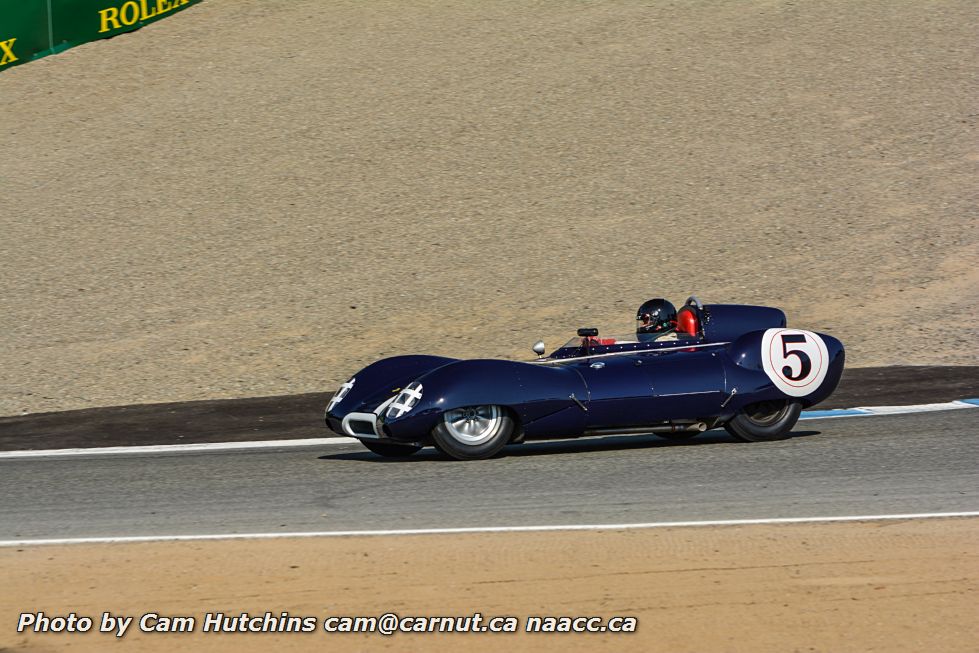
[{"left": 761, "top": 329, "right": 829, "bottom": 397}]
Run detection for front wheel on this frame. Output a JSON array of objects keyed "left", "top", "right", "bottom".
[
  {"left": 361, "top": 440, "right": 422, "bottom": 458},
  {"left": 724, "top": 399, "right": 802, "bottom": 442},
  {"left": 431, "top": 405, "right": 515, "bottom": 460}
]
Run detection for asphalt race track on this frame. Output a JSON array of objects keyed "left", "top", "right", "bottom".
[
  {"left": 1, "top": 410, "right": 975, "bottom": 542},
  {"left": 1, "top": 365, "right": 977, "bottom": 451}
]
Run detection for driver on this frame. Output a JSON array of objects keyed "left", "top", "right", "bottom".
[{"left": 636, "top": 298, "right": 677, "bottom": 341}]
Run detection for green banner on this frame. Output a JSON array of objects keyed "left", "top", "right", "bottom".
[{"left": 0, "top": 0, "right": 202, "bottom": 72}]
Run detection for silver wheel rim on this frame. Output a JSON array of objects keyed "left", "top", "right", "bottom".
[
  {"left": 443, "top": 405, "right": 504, "bottom": 445},
  {"left": 743, "top": 400, "right": 790, "bottom": 426}
]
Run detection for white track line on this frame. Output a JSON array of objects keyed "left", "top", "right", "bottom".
[
  {"left": 0, "top": 437, "right": 360, "bottom": 459},
  {"left": 858, "top": 400, "right": 977, "bottom": 414},
  {"left": 2, "top": 511, "right": 977, "bottom": 547},
  {"left": 1, "top": 399, "right": 976, "bottom": 460},
  {"left": 798, "top": 400, "right": 978, "bottom": 420}
]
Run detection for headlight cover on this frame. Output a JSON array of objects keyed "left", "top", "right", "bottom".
[
  {"left": 327, "top": 377, "right": 356, "bottom": 412},
  {"left": 387, "top": 382, "right": 423, "bottom": 419}
]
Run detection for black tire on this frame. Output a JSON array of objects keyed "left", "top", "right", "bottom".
[
  {"left": 361, "top": 440, "right": 423, "bottom": 458},
  {"left": 724, "top": 399, "right": 802, "bottom": 442},
  {"left": 431, "top": 405, "right": 515, "bottom": 460}
]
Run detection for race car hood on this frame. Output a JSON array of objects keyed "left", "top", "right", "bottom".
[{"left": 326, "top": 354, "right": 458, "bottom": 420}]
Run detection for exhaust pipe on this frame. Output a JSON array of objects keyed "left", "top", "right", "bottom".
[
  {"left": 651, "top": 422, "right": 708, "bottom": 433},
  {"left": 583, "top": 422, "right": 708, "bottom": 437}
]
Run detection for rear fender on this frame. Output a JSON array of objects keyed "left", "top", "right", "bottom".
[{"left": 727, "top": 329, "right": 845, "bottom": 408}]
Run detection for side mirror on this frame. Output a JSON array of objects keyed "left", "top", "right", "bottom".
[{"left": 532, "top": 341, "right": 546, "bottom": 358}]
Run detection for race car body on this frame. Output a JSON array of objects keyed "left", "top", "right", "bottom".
[{"left": 325, "top": 298, "right": 845, "bottom": 459}]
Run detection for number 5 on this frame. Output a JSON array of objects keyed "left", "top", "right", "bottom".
[{"left": 780, "top": 334, "right": 812, "bottom": 381}]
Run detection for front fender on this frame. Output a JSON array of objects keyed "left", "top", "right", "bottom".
[
  {"left": 382, "top": 359, "right": 588, "bottom": 440},
  {"left": 325, "top": 354, "right": 457, "bottom": 433}
]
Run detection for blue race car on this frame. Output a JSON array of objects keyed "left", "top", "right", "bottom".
[{"left": 324, "top": 297, "right": 845, "bottom": 460}]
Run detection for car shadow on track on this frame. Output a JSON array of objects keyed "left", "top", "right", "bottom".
[{"left": 319, "top": 429, "right": 822, "bottom": 463}]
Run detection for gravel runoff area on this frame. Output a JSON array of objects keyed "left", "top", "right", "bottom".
[
  {"left": 2, "top": 519, "right": 976, "bottom": 652},
  {"left": 1, "top": 0, "right": 977, "bottom": 416}
]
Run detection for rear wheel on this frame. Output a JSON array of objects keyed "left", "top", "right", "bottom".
[
  {"left": 361, "top": 440, "right": 422, "bottom": 458},
  {"left": 432, "top": 405, "right": 514, "bottom": 460},
  {"left": 724, "top": 399, "right": 802, "bottom": 442}
]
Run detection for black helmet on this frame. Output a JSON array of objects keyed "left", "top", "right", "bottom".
[{"left": 636, "top": 298, "right": 677, "bottom": 334}]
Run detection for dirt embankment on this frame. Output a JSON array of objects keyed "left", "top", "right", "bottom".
[{"left": 1, "top": 1, "right": 976, "bottom": 416}]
